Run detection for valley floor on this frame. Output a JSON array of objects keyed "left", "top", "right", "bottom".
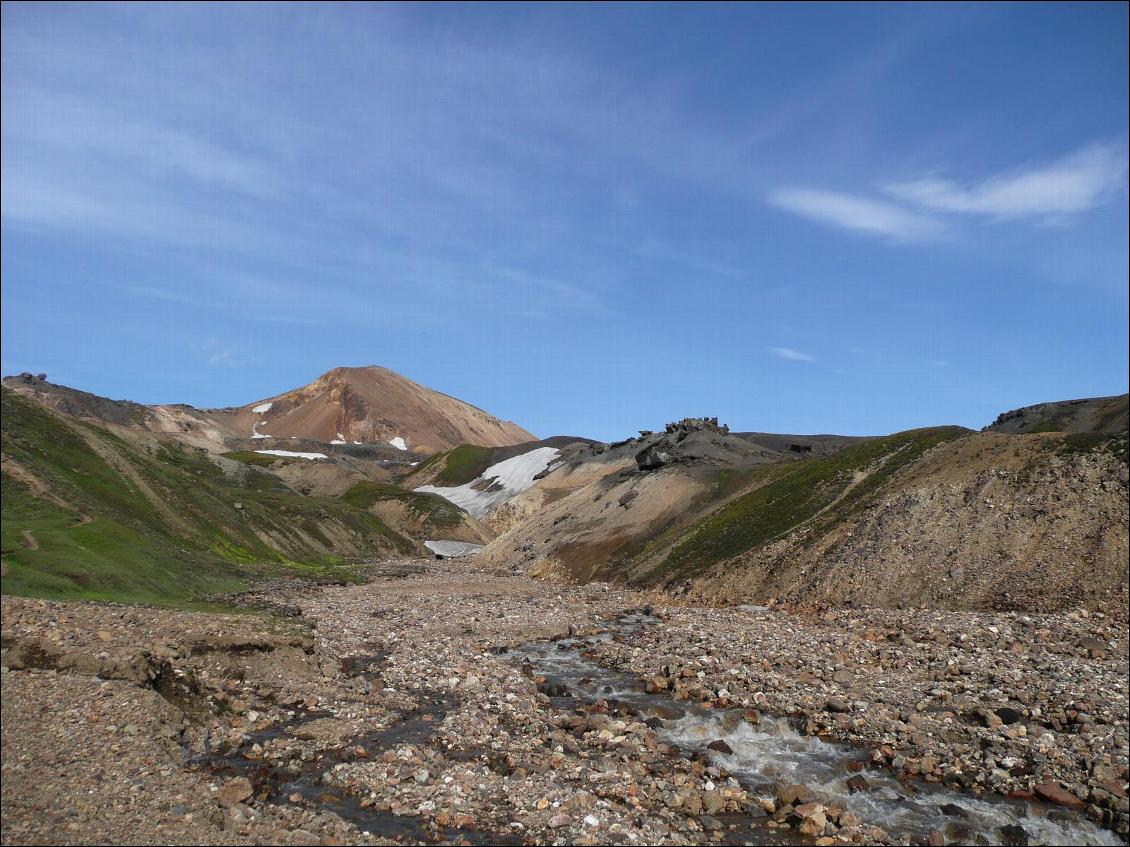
[{"left": 1, "top": 559, "right": 1127, "bottom": 846}]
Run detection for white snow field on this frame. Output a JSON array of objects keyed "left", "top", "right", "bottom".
[
  {"left": 424, "top": 540, "right": 485, "bottom": 558},
  {"left": 389, "top": 436, "right": 408, "bottom": 451},
  {"left": 415, "top": 447, "right": 559, "bottom": 518},
  {"left": 251, "top": 402, "right": 273, "bottom": 414},
  {"left": 254, "top": 449, "right": 328, "bottom": 460}
]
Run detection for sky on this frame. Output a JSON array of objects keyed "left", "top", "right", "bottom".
[{"left": 2, "top": 2, "right": 1127, "bottom": 441}]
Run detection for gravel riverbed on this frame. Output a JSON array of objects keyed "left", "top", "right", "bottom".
[{"left": 2, "top": 557, "right": 1126, "bottom": 845}]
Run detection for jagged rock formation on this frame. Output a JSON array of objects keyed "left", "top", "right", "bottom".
[{"left": 636, "top": 418, "right": 733, "bottom": 471}]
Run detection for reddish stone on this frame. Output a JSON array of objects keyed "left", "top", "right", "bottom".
[{"left": 1034, "top": 782, "right": 1085, "bottom": 810}]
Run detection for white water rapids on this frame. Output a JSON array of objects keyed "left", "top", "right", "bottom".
[{"left": 514, "top": 614, "right": 1120, "bottom": 847}]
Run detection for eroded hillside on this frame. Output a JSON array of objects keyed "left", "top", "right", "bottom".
[{"left": 479, "top": 419, "right": 1129, "bottom": 614}]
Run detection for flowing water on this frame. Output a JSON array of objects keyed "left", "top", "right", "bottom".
[{"left": 513, "top": 613, "right": 1122, "bottom": 847}]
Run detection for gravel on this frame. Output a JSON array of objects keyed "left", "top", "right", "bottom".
[{"left": 2, "top": 557, "right": 1126, "bottom": 845}]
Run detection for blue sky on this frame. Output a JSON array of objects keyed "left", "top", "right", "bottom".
[{"left": 2, "top": 2, "right": 1127, "bottom": 440}]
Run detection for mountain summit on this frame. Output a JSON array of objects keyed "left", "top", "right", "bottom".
[{"left": 228, "top": 366, "right": 534, "bottom": 454}]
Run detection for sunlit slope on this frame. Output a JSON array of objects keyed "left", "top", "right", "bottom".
[{"left": 1, "top": 386, "right": 412, "bottom": 604}]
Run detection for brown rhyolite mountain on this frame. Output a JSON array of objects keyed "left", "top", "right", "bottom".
[{"left": 224, "top": 366, "right": 534, "bottom": 453}]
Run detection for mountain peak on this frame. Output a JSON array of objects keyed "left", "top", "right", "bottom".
[{"left": 240, "top": 365, "right": 534, "bottom": 453}]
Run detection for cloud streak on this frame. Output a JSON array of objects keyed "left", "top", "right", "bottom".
[
  {"left": 767, "top": 188, "right": 941, "bottom": 242},
  {"left": 885, "top": 141, "right": 1128, "bottom": 220},
  {"left": 767, "top": 346, "right": 816, "bottom": 362}
]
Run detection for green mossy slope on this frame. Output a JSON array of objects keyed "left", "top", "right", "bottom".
[{"left": 1, "top": 387, "right": 412, "bottom": 605}]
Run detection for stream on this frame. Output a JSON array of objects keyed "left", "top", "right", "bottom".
[
  {"left": 512, "top": 613, "right": 1122, "bottom": 847},
  {"left": 193, "top": 613, "right": 1121, "bottom": 846}
]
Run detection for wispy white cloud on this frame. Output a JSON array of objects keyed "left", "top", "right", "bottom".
[
  {"left": 885, "top": 141, "right": 1128, "bottom": 220},
  {"left": 191, "top": 338, "right": 263, "bottom": 369},
  {"left": 488, "top": 265, "right": 610, "bottom": 317},
  {"left": 767, "top": 346, "right": 816, "bottom": 362},
  {"left": 767, "top": 188, "right": 941, "bottom": 242}
]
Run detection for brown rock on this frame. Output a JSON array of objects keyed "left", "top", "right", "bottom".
[
  {"left": 702, "top": 791, "right": 726, "bottom": 814},
  {"left": 776, "top": 784, "right": 812, "bottom": 807},
  {"left": 795, "top": 801, "right": 825, "bottom": 818},
  {"left": 217, "top": 777, "right": 253, "bottom": 808}
]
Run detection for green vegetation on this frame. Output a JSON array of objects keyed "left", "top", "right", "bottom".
[
  {"left": 1022, "top": 417, "right": 1068, "bottom": 434},
  {"left": 341, "top": 481, "right": 465, "bottom": 528},
  {"left": 395, "top": 443, "right": 495, "bottom": 488},
  {"left": 403, "top": 450, "right": 445, "bottom": 477},
  {"left": 1092, "top": 397, "right": 1130, "bottom": 434},
  {"left": 1, "top": 387, "right": 412, "bottom": 606},
  {"left": 1058, "top": 432, "right": 1129, "bottom": 464},
  {"left": 651, "top": 426, "right": 969, "bottom": 583},
  {"left": 433, "top": 445, "right": 494, "bottom": 485},
  {"left": 1, "top": 489, "right": 247, "bottom": 605}
]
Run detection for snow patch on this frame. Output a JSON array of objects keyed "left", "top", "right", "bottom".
[
  {"left": 330, "top": 440, "right": 347, "bottom": 445},
  {"left": 337, "top": 432, "right": 345, "bottom": 440},
  {"left": 251, "top": 421, "right": 271, "bottom": 439},
  {"left": 424, "top": 540, "right": 484, "bottom": 558},
  {"left": 254, "top": 449, "right": 328, "bottom": 460},
  {"left": 415, "top": 447, "right": 559, "bottom": 518},
  {"left": 389, "top": 436, "right": 408, "bottom": 451},
  {"left": 251, "top": 402, "right": 273, "bottom": 414}
]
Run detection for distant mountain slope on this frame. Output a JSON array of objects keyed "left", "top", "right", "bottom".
[
  {"left": 479, "top": 425, "right": 962, "bottom": 584},
  {"left": 0, "top": 386, "right": 414, "bottom": 604},
  {"left": 400, "top": 436, "right": 593, "bottom": 489},
  {"left": 985, "top": 393, "right": 1128, "bottom": 434},
  {"left": 481, "top": 412, "right": 1128, "bottom": 613},
  {"left": 2, "top": 366, "right": 536, "bottom": 456},
  {"left": 5, "top": 373, "right": 1127, "bottom": 614}
]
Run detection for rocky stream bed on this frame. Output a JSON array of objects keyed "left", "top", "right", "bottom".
[{"left": 2, "top": 557, "right": 1127, "bottom": 845}]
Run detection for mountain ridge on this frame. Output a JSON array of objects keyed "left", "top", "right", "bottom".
[
  {"left": 3, "top": 370, "right": 1127, "bottom": 614},
  {"left": 3, "top": 365, "right": 535, "bottom": 456}
]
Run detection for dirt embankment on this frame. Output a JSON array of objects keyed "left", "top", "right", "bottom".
[{"left": 687, "top": 433, "right": 1129, "bottom": 613}]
